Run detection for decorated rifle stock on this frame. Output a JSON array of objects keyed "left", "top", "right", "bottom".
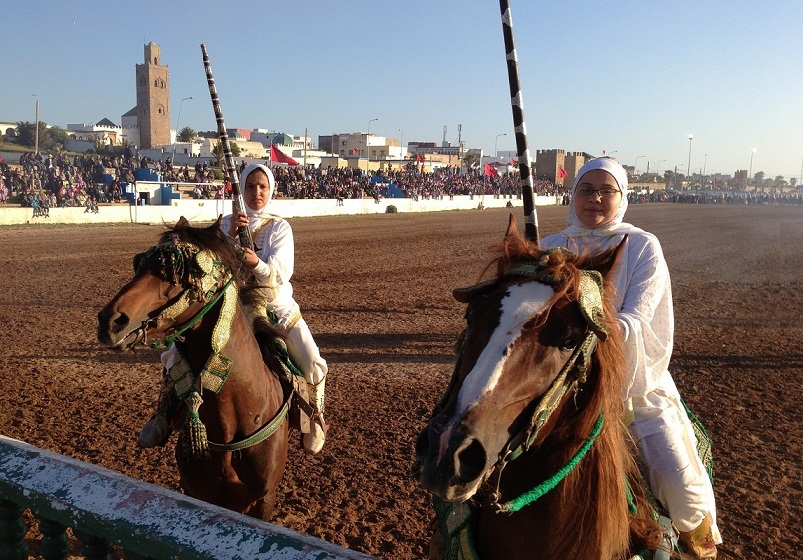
[{"left": 201, "top": 43, "right": 254, "bottom": 250}]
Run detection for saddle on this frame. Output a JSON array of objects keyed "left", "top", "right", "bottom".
[{"left": 253, "top": 327, "right": 316, "bottom": 436}]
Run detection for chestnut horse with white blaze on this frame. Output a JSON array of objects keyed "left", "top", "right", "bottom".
[{"left": 416, "top": 216, "right": 662, "bottom": 560}]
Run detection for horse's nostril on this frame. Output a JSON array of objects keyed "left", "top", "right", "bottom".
[
  {"left": 457, "top": 438, "right": 487, "bottom": 483},
  {"left": 112, "top": 312, "right": 130, "bottom": 331}
]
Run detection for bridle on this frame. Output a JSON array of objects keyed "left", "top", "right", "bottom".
[
  {"left": 132, "top": 235, "right": 235, "bottom": 350},
  {"left": 443, "top": 250, "right": 610, "bottom": 512}
]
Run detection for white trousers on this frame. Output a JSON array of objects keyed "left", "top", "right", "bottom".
[
  {"left": 635, "top": 422, "right": 721, "bottom": 543},
  {"left": 282, "top": 317, "right": 328, "bottom": 386}
]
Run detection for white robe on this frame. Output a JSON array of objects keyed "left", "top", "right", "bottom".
[
  {"left": 221, "top": 213, "right": 299, "bottom": 328},
  {"left": 540, "top": 226, "right": 682, "bottom": 442},
  {"left": 541, "top": 223, "right": 719, "bottom": 537}
]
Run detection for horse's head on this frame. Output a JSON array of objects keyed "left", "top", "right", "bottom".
[
  {"left": 97, "top": 216, "right": 243, "bottom": 351},
  {"left": 416, "top": 216, "right": 625, "bottom": 503}
]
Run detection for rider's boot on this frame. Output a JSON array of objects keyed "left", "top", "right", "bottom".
[
  {"left": 302, "top": 376, "right": 327, "bottom": 454},
  {"left": 138, "top": 369, "right": 174, "bottom": 448},
  {"left": 679, "top": 513, "right": 718, "bottom": 559}
]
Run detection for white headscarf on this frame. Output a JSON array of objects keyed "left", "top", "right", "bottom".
[
  {"left": 239, "top": 163, "right": 276, "bottom": 223},
  {"left": 565, "top": 157, "right": 638, "bottom": 237}
]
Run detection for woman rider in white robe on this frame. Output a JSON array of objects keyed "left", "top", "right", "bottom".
[
  {"left": 139, "top": 163, "right": 328, "bottom": 454},
  {"left": 540, "top": 157, "right": 720, "bottom": 559}
]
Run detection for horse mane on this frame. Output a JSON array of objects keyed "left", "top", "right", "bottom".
[
  {"left": 485, "top": 230, "right": 661, "bottom": 559},
  {"left": 159, "top": 220, "right": 253, "bottom": 288}
]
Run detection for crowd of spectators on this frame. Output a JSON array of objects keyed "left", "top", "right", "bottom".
[
  {"left": 268, "top": 162, "right": 567, "bottom": 202},
  {"left": 4, "top": 152, "right": 136, "bottom": 209},
  {"left": 1, "top": 152, "right": 799, "bottom": 211},
  {"left": 628, "top": 189, "right": 802, "bottom": 206}
]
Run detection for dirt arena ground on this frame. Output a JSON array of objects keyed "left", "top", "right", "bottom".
[{"left": 0, "top": 203, "right": 801, "bottom": 559}]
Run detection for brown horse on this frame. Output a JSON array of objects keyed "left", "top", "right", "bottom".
[
  {"left": 97, "top": 217, "right": 290, "bottom": 520},
  {"left": 416, "top": 216, "right": 662, "bottom": 560}
]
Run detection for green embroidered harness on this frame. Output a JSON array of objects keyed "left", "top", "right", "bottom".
[{"left": 138, "top": 236, "right": 291, "bottom": 459}]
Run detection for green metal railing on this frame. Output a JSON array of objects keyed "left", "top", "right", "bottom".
[{"left": 0, "top": 435, "right": 378, "bottom": 559}]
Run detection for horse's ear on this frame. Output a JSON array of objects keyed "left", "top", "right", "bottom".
[
  {"left": 175, "top": 216, "right": 190, "bottom": 229},
  {"left": 505, "top": 214, "right": 519, "bottom": 240},
  {"left": 593, "top": 235, "right": 628, "bottom": 279},
  {"left": 453, "top": 279, "right": 498, "bottom": 303},
  {"left": 212, "top": 214, "right": 223, "bottom": 230}
]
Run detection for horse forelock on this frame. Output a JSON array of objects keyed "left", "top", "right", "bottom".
[{"left": 154, "top": 222, "right": 246, "bottom": 286}]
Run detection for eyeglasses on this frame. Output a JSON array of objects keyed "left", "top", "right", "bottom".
[{"left": 574, "top": 186, "right": 620, "bottom": 198}]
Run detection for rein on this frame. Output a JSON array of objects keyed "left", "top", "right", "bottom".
[{"left": 498, "top": 412, "right": 604, "bottom": 513}]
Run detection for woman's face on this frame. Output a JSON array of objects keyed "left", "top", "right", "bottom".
[
  {"left": 244, "top": 169, "right": 271, "bottom": 210},
  {"left": 573, "top": 169, "right": 622, "bottom": 229}
]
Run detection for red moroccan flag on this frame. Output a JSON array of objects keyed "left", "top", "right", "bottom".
[
  {"left": 558, "top": 166, "right": 568, "bottom": 179},
  {"left": 416, "top": 154, "right": 425, "bottom": 163},
  {"left": 484, "top": 162, "right": 498, "bottom": 178},
  {"left": 271, "top": 144, "right": 298, "bottom": 166}
]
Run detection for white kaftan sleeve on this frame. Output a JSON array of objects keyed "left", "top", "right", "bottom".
[{"left": 616, "top": 234, "right": 674, "bottom": 400}]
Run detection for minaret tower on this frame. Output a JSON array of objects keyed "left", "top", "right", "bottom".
[{"left": 135, "top": 42, "right": 170, "bottom": 149}]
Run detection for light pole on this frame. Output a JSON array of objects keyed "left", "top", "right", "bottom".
[
  {"left": 366, "top": 118, "right": 378, "bottom": 163},
  {"left": 172, "top": 96, "right": 192, "bottom": 162},
  {"left": 399, "top": 129, "right": 404, "bottom": 162},
  {"left": 494, "top": 133, "right": 506, "bottom": 159},
  {"left": 657, "top": 159, "right": 666, "bottom": 176},
  {"left": 703, "top": 154, "right": 708, "bottom": 188},
  {"left": 634, "top": 155, "right": 645, "bottom": 175},
  {"left": 687, "top": 134, "right": 693, "bottom": 185},
  {"left": 32, "top": 94, "right": 40, "bottom": 155},
  {"left": 748, "top": 148, "right": 756, "bottom": 189},
  {"left": 799, "top": 157, "right": 802, "bottom": 186}
]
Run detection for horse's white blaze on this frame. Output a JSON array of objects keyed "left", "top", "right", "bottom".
[{"left": 455, "top": 282, "right": 553, "bottom": 416}]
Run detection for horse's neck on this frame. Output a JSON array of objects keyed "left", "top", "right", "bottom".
[
  {"left": 181, "top": 305, "right": 281, "bottom": 412},
  {"left": 476, "top": 433, "right": 629, "bottom": 560}
]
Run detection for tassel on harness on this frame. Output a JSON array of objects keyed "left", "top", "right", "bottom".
[{"left": 183, "top": 391, "right": 210, "bottom": 460}]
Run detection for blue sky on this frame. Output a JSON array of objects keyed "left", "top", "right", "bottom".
[{"left": 4, "top": 1, "right": 802, "bottom": 180}]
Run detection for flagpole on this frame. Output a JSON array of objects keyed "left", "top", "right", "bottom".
[{"left": 499, "top": 0, "right": 538, "bottom": 243}]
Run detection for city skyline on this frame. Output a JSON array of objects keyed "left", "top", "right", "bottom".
[{"left": 4, "top": 1, "right": 802, "bottom": 180}]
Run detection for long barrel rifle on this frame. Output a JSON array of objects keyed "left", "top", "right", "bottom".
[
  {"left": 200, "top": 43, "right": 254, "bottom": 250},
  {"left": 499, "top": 0, "right": 539, "bottom": 244}
]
